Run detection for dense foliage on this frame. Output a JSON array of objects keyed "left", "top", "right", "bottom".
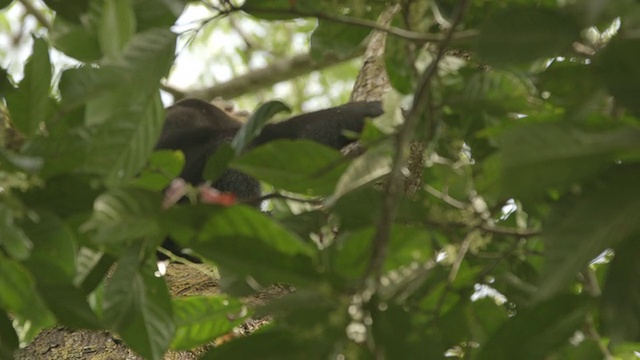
[{"left": 1, "top": 0, "right": 639, "bottom": 359}]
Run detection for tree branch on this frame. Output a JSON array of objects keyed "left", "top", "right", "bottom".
[
  {"left": 166, "top": 50, "right": 364, "bottom": 101},
  {"left": 17, "top": 0, "right": 52, "bottom": 30},
  {"left": 237, "top": 5, "right": 477, "bottom": 44}
]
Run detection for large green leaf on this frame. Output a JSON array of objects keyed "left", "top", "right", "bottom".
[
  {"left": 22, "top": 129, "right": 91, "bottom": 179},
  {"left": 0, "top": 254, "right": 55, "bottom": 343},
  {"left": 98, "top": 0, "right": 136, "bottom": 59},
  {"left": 232, "top": 139, "right": 349, "bottom": 196},
  {"left": 0, "top": 310, "right": 18, "bottom": 359},
  {"left": 329, "top": 141, "right": 392, "bottom": 203},
  {"left": 477, "top": 295, "right": 590, "bottom": 360},
  {"left": 132, "top": 150, "right": 184, "bottom": 191},
  {"left": 171, "top": 295, "right": 248, "bottom": 350},
  {"left": 0, "top": 204, "right": 32, "bottom": 261},
  {"left": 22, "top": 212, "right": 77, "bottom": 282},
  {"left": 601, "top": 238, "right": 640, "bottom": 345},
  {"left": 385, "top": 37, "right": 414, "bottom": 94},
  {"left": 82, "top": 188, "right": 163, "bottom": 246},
  {"left": 477, "top": 6, "right": 582, "bottom": 66},
  {"left": 104, "top": 243, "right": 175, "bottom": 360},
  {"left": 20, "top": 174, "right": 103, "bottom": 217},
  {"left": 85, "top": 94, "right": 166, "bottom": 185},
  {"left": 4, "top": 37, "right": 55, "bottom": 137},
  {"left": 43, "top": 0, "right": 91, "bottom": 23},
  {"left": 537, "top": 165, "right": 640, "bottom": 300},
  {"left": 310, "top": 20, "right": 370, "bottom": 61},
  {"left": 58, "top": 65, "right": 127, "bottom": 109},
  {"left": 79, "top": 28, "right": 176, "bottom": 184},
  {"left": 596, "top": 37, "right": 640, "bottom": 116},
  {"left": 497, "top": 123, "right": 640, "bottom": 199},
  {"left": 50, "top": 18, "right": 102, "bottom": 62},
  {"left": 133, "top": 0, "right": 186, "bottom": 30},
  {"left": 332, "top": 225, "right": 432, "bottom": 280},
  {"left": 164, "top": 205, "right": 319, "bottom": 286}
]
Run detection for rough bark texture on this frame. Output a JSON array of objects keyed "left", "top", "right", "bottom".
[
  {"left": 349, "top": 4, "right": 399, "bottom": 103},
  {"left": 349, "top": 3, "right": 426, "bottom": 197}
]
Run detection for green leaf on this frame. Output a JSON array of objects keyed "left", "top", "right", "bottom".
[
  {"left": 22, "top": 130, "right": 90, "bottom": 179},
  {"left": 165, "top": 205, "right": 319, "bottom": 286},
  {"left": 5, "top": 37, "right": 54, "bottom": 137},
  {"left": 20, "top": 174, "right": 103, "bottom": 217},
  {"left": 329, "top": 141, "right": 392, "bottom": 203},
  {"left": 50, "top": 18, "right": 102, "bottom": 62},
  {"left": 601, "top": 238, "right": 640, "bottom": 345},
  {"left": 232, "top": 139, "right": 349, "bottom": 196},
  {"left": 79, "top": 29, "right": 176, "bottom": 184},
  {"left": 537, "top": 61, "right": 602, "bottom": 114},
  {"left": 59, "top": 65, "right": 127, "bottom": 109},
  {"left": 37, "top": 283, "right": 102, "bottom": 329},
  {"left": 82, "top": 188, "right": 163, "bottom": 246},
  {"left": 0, "top": 204, "right": 32, "bottom": 261},
  {"left": 371, "top": 301, "right": 418, "bottom": 359},
  {"left": 554, "top": 339, "right": 605, "bottom": 360},
  {"left": 0, "top": 310, "right": 18, "bottom": 359},
  {"left": 203, "top": 143, "right": 234, "bottom": 183},
  {"left": 537, "top": 165, "right": 640, "bottom": 300},
  {"left": 310, "top": 20, "right": 370, "bottom": 61},
  {"left": 452, "top": 70, "right": 533, "bottom": 114},
  {"left": 231, "top": 100, "right": 290, "bottom": 155},
  {"left": 21, "top": 212, "right": 77, "bottom": 282},
  {"left": 133, "top": 150, "right": 184, "bottom": 190},
  {"left": 385, "top": 38, "right": 414, "bottom": 94},
  {"left": 171, "top": 295, "right": 248, "bottom": 350},
  {"left": 332, "top": 225, "right": 432, "bottom": 280},
  {"left": 104, "top": 243, "right": 175, "bottom": 360},
  {"left": 43, "top": 0, "right": 91, "bottom": 23},
  {"left": 497, "top": 123, "right": 640, "bottom": 199},
  {"left": 477, "top": 294, "right": 590, "bottom": 360},
  {"left": 0, "top": 254, "right": 55, "bottom": 343},
  {"left": 133, "top": 0, "right": 186, "bottom": 30},
  {"left": 85, "top": 93, "right": 166, "bottom": 185},
  {"left": 332, "top": 187, "right": 382, "bottom": 229},
  {"left": 596, "top": 37, "right": 640, "bottom": 116},
  {"left": 76, "top": 251, "right": 115, "bottom": 294},
  {"left": 99, "top": 0, "right": 136, "bottom": 59},
  {"left": 477, "top": 6, "right": 581, "bottom": 66}
]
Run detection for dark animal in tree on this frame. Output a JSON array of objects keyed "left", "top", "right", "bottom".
[
  {"left": 155, "top": 98, "right": 382, "bottom": 261},
  {"left": 155, "top": 98, "right": 384, "bottom": 200}
]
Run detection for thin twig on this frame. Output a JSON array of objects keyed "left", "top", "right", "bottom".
[
  {"left": 584, "top": 315, "right": 614, "bottom": 360},
  {"left": 234, "top": 5, "right": 477, "bottom": 44},
  {"left": 424, "top": 218, "right": 540, "bottom": 238},
  {"left": 17, "top": 0, "right": 52, "bottom": 29},
  {"left": 424, "top": 184, "right": 467, "bottom": 209}
]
